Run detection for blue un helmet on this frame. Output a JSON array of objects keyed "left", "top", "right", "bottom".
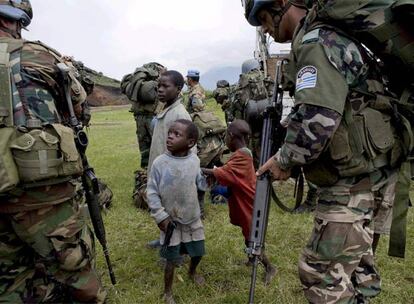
[
  {"left": 242, "top": 0, "right": 274, "bottom": 26},
  {"left": 0, "top": 0, "right": 33, "bottom": 27},
  {"left": 241, "top": 58, "right": 260, "bottom": 74},
  {"left": 187, "top": 69, "right": 200, "bottom": 78},
  {"left": 242, "top": 0, "right": 307, "bottom": 26}
]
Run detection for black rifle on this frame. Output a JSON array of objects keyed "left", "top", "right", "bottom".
[
  {"left": 161, "top": 221, "right": 177, "bottom": 255},
  {"left": 57, "top": 63, "right": 116, "bottom": 285},
  {"left": 246, "top": 60, "right": 286, "bottom": 304}
]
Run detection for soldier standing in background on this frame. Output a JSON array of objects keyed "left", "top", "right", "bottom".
[
  {"left": 213, "top": 79, "right": 233, "bottom": 124},
  {"left": 121, "top": 62, "right": 166, "bottom": 209},
  {"left": 0, "top": 0, "right": 106, "bottom": 302},
  {"left": 246, "top": 0, "right": 400, "bottom": 302},
  {"left": 186, "top": 69, "right": 206, "bottom": 114},
  {"left": 122, "top": 62, "right": 166, "bottom": 169}
]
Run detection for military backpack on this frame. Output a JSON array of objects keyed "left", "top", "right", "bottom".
[
  {"left": 0, "top": 39, "right": 85, "bottom": 194},
  {"left": 120, "top": 63, "right": 164, "bottom": 112},
  {"left": 191, "top": 111, "right": 227, "bottom": 167}
]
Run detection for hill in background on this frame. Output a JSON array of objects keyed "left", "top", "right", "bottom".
[
  {"left": 81, "top": 63, "right": 242, "bottom": 106},
  {"left": 200, "top": 65, "right": 241, "bottom": 90},
  {"left": 80, "top": 65, "right": 129, "bottom": 107}
]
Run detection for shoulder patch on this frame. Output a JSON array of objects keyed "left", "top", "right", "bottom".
[
  {"left": 302, "top": 29, "right": 320, "bottom": 44},
  {"left": 296, "top": 66, "right": 317, "bottom": 92}
]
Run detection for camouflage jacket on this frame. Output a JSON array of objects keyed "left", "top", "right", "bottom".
[
  {"left": 187, "top": 83, "right": 206, "bottom": 113},
  {"left": 277, "top": 20, "right": 391, "bottom": 182}
]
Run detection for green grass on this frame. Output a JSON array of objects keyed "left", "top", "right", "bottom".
[{"left": 87, "top": 99, "right": 414, "bottom": 303}]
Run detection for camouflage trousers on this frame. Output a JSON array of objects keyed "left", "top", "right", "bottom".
[
  {"left": 0, "top": 197, "right": 106, "bottom": 303},
  {"left": 299, "top": 168, "right": 397, "bottom": 303},
  {"left": 134, "top": 113, "right": 153, "bottom": 169}
]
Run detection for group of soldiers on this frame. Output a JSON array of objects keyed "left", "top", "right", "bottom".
[{"left": 0, "top": 0, "right": 412, "bottom": 303}]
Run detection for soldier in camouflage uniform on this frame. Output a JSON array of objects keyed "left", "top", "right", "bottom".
[
  {"left": 186, "top": 69, "right": 206, "bottom": 114},
  {"left": 132, "top": 62, "right": 166, "bottom": 169},
  {"left": 246, "top": 0, "right": 400, "bottom": 302},
  {"left": 213, "top": 79, "right": 233, "bottom": 124},
  {"left": 0, "top": 1, "right": 106, "bottom": 302}
]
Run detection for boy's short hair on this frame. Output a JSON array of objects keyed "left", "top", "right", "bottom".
[
  {"left": 161, "top": 70, "right": 185, "bottom": 90},
  {"left": 175, "top": 119, "right": 199, "bottom": 142},
  {"left": 228, "top": 119, "right": 251, "bottom": 142}
]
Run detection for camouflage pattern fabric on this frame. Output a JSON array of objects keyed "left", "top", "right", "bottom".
[
  {"left": 97, "top": 178, "right": 113, "bottom": 210},
  {"left": 191, "top": 111, "right": 226, "bottom": 168},
  {"left": 187, "top": 83, "right": 206, "bottom": 113},
  {"left": 0, "top": 195, "right": 106, "bottom": 303},
  {"left": 232, "top": 69, "right": 273, "bottom": 167},
  {"left": 273, "top": 14, "right": 403, "bottom": 304},
  {"left": 134, "top": 113, "right": 153, "bottom": 168},
  {"left": 306, "top": 0, "right": 414, "bottom": 93},
  {"left": 299, "top": 168, "right": 396, "bottom": 303},
  {"left": 0, "top": 36, "right": 106, "bottom": 301},
  {"left": 132, "top": 169, "right": 149, "bottom": 210}
]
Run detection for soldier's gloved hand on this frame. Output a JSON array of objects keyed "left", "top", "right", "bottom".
[
  {"left": 158, "top": 217, "right": 171, "bottom": 233},
  {"left": 256, "top": 156, "right": 291, "bottom": 181}
]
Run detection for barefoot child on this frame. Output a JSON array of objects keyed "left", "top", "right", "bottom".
[
  {"left": 147, "top": 119, "right": 207, "bottom": 304},
  {"left": 202, "top": 119, "right": 276, "bottom": 284}
]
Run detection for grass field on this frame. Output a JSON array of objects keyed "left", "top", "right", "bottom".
[{"left": 87, "top": 98, "right": 414, "bottom": 304}]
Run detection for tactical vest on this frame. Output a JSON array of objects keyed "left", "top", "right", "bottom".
[
  {"left": 0, "top": 39, "right": 83, "bottom": 194},
  {"left": 301, "top": 5, "right": 414, "bottom": 184}
]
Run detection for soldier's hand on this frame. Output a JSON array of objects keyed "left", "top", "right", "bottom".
[
  {"left": 158, "top": 218, "right": 171, "bottom": 232},
  {"left": 256, "top": 157, "right": 291, "bottom": 181}
]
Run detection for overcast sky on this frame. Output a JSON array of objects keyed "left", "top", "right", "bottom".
[{"left": 25, "top": 0, "right": 262, "bottom": 80}]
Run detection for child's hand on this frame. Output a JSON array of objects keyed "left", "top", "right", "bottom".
[
  {"left": 201, "top": 168, "right": 214, "bottom": 175},
  {"left": 158, "top": 218, "right": 171, "bottom": 232}
]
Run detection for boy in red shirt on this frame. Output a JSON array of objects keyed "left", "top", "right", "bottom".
[{"left": 202, "top": 119, "right": 276, "bottom": 284}]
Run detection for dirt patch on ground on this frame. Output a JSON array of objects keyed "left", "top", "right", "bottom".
[{"left": 88, "top": 84, "right": 129, "bottom": 107}]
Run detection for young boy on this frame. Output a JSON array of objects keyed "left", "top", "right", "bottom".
[
  {"left": 146, "top": 70, "right": 194, "bottom": 249},
  {"left": 202, "top": 119, "right": 277, "bottom": 285},
  {"left": 147, "top": 119, "right": 207, "bottom": 304},
  {"left": 148, "top": 70, "right": 193, "bottom": 175}
]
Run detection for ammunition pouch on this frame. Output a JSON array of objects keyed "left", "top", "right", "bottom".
[
  {"left": 305, "top": 106, "right": 398, "bottom": 186},
  {"left": 9, "top": 124, "right": 83, "bottom": 186},
  {"left": 0, "top": 127, "right": 19, "bottom": 193}
]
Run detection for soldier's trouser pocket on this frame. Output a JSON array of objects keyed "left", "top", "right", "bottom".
[
  {"left": 306, "top": 218, "right": 371, "bottom": 260},
  {"left": 46, "top": 201, "right": 94, "bottom": 272}
]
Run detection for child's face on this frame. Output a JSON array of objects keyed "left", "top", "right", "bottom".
[
  {"left": 166, "top": 122, "right": 194, "bottom": 155},
  {"left": 158, "top": 75, "right": 180, "bottom": 103}
]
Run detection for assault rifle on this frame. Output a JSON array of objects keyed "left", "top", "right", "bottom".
[
  {"left": 57, "top": 63, "right": 117, "bottom": 285},
  {"left": 246, "top": 59, "right": 286, "bottom": 304}
]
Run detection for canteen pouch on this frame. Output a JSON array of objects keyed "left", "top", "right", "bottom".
[
  {"left": 0, "top": 127, "right": 19, "bottom": 193},
  {"left": 10, "top": 125, "right": 82, "bottom": 184},
  {"left": 51, "top": 124, "right": 83, "bottom": 177}
]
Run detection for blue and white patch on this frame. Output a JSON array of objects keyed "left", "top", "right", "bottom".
[{"left": 296, "top": 66, "right": 317, "bottom": 92}]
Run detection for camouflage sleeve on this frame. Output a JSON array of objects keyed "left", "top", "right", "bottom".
[{"left": 277, "top": 104, "right": 341, "bottom": 170}]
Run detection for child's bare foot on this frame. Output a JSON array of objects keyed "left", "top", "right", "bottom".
[
  {"left": 189, "top": 273, "right": 205, "bottom": 286},
  {"left": 264, "top": 265, "right": 277, "bottom": 286},
  {"left": 163, "top": 293, "right": 176, "bottom": 304}
]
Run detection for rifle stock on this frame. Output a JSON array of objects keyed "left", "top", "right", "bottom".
[
  {"left": 57, "top": 63, "right": 116, "bottom": 285},
  {"left": 246, "top": 60, "right": 285, "bottom": 303}
]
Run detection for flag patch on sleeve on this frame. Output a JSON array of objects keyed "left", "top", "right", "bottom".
[{"left": 296, "top": 66, "right": 317, "bottom": 92}]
